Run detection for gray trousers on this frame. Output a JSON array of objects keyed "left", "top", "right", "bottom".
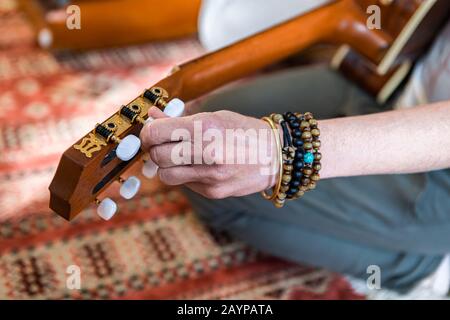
[{"left": 184, "top": 65, "right": 450, "bottom": 291}]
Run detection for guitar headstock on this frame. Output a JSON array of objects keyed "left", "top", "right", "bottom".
[{"left": 49, "top": 86, "right": 185, "bottom": 221}]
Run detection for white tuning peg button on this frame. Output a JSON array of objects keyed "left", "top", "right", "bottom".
[
  {"left": 119, "top": 176, "right": 141, "bottom": 199},
  {"left": 164, "top": 98, "right": 185, "bottom": 118},
  {"left": 142, "top": 159, "right": 158, "bottom": 178},
  {"left": 116, "top": 135, "right": 141, "bottom": 161},
  {"left": 97, "top": 198, "right": 117, "bottom": 220}
]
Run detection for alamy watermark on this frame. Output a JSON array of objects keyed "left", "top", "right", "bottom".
[
  {"left": 66, "top": 265, "right": 81, "bottom": 290},
  {"left": 66, "top": 5, "right": 81, "bottom": 30},
  {"left": 168, "top": 120, "right": 280, "bottom": 176},
  {"left": 367, "top": 265, "right": 381, "bottom": 290}
]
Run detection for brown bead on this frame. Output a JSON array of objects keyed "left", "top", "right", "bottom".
[
  {"left": 283, "top": 164, "right": 293, "bottom": 171},
  {"left": 315, "top": 152, "right": 322, "bottom": 160},
  {"left": 272, "top": 113, "right": 283, "bottom": 124},
  {"left": 294, "top": 112, "right": 302, "bottom": 118},
  {"left": 300, "top": 185, "right": 308, "bottom": 192},
  {"left": 280, "top": 185, "right": 290, "bottom": 192},
  {"left": 282, "top": 174, "right": 292, "bottom": 183},
  {"left": 311, "top": 174, "right": 320, "bottom": 182},
  {"left": 295, "top": 190, "right": 305, "bottom": 198},
  {"left": 273, "top": 199, "right": 284, "bottom": 208},
  {"left": 309, "top": 119, "right": 318, "bottom": 127},
  {"left": 304, "top": 112, "right": 313, "bottom": 120},
  {"left": 303, "top": 142, "right": 313, "bottom": 150},
  {"left": 277, "top": 192, "right": 287, "bottom": 200},
  {"left": 300, "top": 121, "right": 310, "bottom": 130},
  {"left": 308, "top": 181, "right": 317, "bottom": 190},
  {"left": 301, "top": 131, "right": 312, "bottom": 140},
  {"left": 311, "top": 128, "right": 320, "bottom": 137},
  {"left": 302, "top": 178, "right": 311, "bottom": 186},
  {"left": 313, "top": 163, "right": 322, "bottom": 171},
  {"left": 303, "top": 168, "right": 313, "bottom": 175},
  {"left": 312, "top": 140, "right": 321, "bottom": 148}
]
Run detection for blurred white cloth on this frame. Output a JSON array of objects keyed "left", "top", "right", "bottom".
[
  {"left": 396, "top": 21, "right": 450, "bottom": 108},
  {"left": 198, "top": 0, "right": 330, "bottom": 51}
]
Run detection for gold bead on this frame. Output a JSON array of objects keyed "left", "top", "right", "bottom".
[
  {"left": 295, "top": 190, "right": 305, "bottom": 198},
  {"left": 277, "top": 193, "right": 287, "bottom": 200},
  {"left": 283, "top": 164, "right": 293, "bottom": 171},
  {"left": 300, "top": 121, "right": 310, "bottom": 129},
  {"left": 313, "top": 163, "right": 322, "bottom": 171},
  {"left": 308, "top": 181, "right": 316, "bottom": 190},
  {"left": 311, "top": 128, "right": 320, "bottom": 137},
  {"left": 304, "top": 112, "right": 313, "bottom": 120},
  {"left": 315, "top": 152, "right": 322, "bottom": 160},
  {"left": 301, "top": 131, "right": 312, "bottom": 140},
  {"left": 312, "top": 140, "right": 321, "bottom": 148},
  {"left": 280, "top": 185, "right": 290, "bottom": 192},
  {"left": 300, "top": 186, "right": 308, "bottom": 192},
  {"left": 282, "top": 174, "right": 292, "bottom": 183},
  {"left": 272, "top": 114, "right": 283, "bottom": 124},
  {"left": 311, "top": 174, "right": 320, "bottom": 181},
  {"left": 304, "top": 142, "right": 313, "bottom": 150},
  {"left": 309, "top": 119, "right": 318, "bottom": 127},
  {"left": 294, "top": 112, "right": 302, "bottom": 118},
  {"left": 303, "top": 168, "right": 313, "bottom": 175},
  {"left": 274, "top": 198, "right": 285, "bottom": 208}
]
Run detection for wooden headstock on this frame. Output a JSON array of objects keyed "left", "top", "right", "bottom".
[{"left": 49, "top": 0, "right": 449, "bottom": 220}]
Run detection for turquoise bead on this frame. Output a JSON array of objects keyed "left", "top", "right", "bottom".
[{"left": 304, "top": 152, "right": 314, "bottom": 164}]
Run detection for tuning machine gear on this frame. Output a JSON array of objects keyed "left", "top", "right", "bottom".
[
  {"left": 95, "top": 123, "right": 141, "bottom": 162},
  {"left": 144, "top": 87, "right": 185, "bottom": 118}
]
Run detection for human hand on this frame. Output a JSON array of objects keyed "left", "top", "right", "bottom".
[{"left": 140, "top": 107, "right": 280, "bottom": 199}]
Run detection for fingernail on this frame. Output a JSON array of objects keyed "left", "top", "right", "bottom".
[{"left": 145, "top": 116, "right": 154, "bottom": 125}]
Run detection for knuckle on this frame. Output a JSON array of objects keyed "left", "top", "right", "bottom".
[
  {"left": 210, "top": 166, "right": 231, "bottom": 182},
  {"left": 158, "top": 169, "right": 174, "bottom": 185},
  {"left": 200, "top": 112, "right": 223, "bottom": 131},
  {"left": 149, "top": 146, "right": 160, "bottom": 165},
  {"left": 203, "top": 186, "right": 226, "bottom": 200},
  {"left": 147, "top": 124, "right": 160, "bottom": 143},
  {"left": 215, "top": 110, "right": 233, "bottom": 118}
]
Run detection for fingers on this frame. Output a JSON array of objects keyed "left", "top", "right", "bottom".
[
  {"left": 149, "top": 141, "right": 194, "bottom": 168},
  {"left": 140, "top": 114, "right": 196, "bottom": 150},
  {"left": 148, "top": 106, "right": 167, "bottom": 119},
  {"left": 185, "top": 182, "right": 229, "bottom": 200},
  {"left": 158, "top": 166, "right": 210, "bottom": 186}
]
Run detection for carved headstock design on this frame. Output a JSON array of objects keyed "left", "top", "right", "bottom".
[{"left": 49, "top": 0, "right": 449, "bottom": 221}]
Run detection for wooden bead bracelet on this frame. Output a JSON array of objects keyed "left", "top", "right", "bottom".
[{"left": 261, "top": 111, "right": 321, "bottom": 208}]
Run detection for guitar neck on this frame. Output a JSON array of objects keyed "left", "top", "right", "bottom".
[{"left": 155, "top": 0, "right": 390, "bottom": 102}]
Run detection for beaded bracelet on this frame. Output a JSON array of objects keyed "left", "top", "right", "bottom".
[
  {"left": 261, "top": 111, "right": 321, "bottom": 207},
  {"left": 271, "top": 114, "right": 296, "bottom": 207},
  {"left": 297, "top": 112, "right": 321, "bottom": 190}
]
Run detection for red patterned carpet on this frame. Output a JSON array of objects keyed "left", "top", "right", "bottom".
[{"left": 0, "top": 0, "right": 364, "bottom": 299}]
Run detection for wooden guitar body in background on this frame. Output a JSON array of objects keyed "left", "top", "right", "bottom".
[
  {"left": 334, "top": 0, "right": 450, "bottom": 102},
  {"left": 18, "top": 0, "right": 201, "bottom": 50},
  {"left": 48, "top": 0, "right": 450, "bottom": 221}
]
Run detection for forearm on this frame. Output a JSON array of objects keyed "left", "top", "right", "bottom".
[{"left": 319, "top": 101, "right": 450, "bottom": 179}]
